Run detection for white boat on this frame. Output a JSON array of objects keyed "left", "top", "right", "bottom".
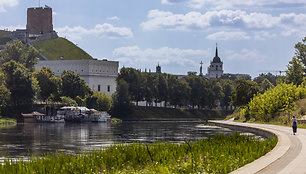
[
  {"left": 50, "top": 115, "right": 65, "bottom": 123},
  {"left": 91, "top": 111, "right": 111, "bottom": 122}
]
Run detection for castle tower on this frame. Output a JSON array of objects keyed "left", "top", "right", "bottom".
[
  {"left": 206, "top": 44, "right": 223, "bottom": 78},
  {"left": 26, "top": 6, "right": 53, "bottom": 35}
]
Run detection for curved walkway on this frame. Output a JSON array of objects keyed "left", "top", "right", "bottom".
[{"left": 210, "top": 120, "right": 306, "bottom": 174}]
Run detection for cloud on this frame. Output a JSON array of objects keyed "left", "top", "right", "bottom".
[
  {"left": 107, "top": 16, "right": 120, "bottom": 21},
  {"left": 0, "top": 25, "right": 24, "bottom": 31},
  {"left": 0, "top": 0, "right": 18, "bottom": 13},
  {"left": 226, "top": 49, "right": 265, "bottom": 63},
  {"left": 113, "top": 46, "right": 210, "bottom": 72},
  {"left": 56, "top": 23, "right": 133, "bottom": 41},
  {"left": 141, "top": 9, "right": 306, "bottom": 38},
  {"left": 161, "top": 0, "right": 306, "bottom": 9},
  {"left": 206, "top": 31, "right": 250, "bottom": 40}
]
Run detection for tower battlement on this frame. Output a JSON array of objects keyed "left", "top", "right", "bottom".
[{"left": 26, "top": 6, "right": 53, "bottom": 35}]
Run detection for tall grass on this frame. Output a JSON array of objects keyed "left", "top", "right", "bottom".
[{"left": 0, "top": 132, "right": 277, "bottom": 174}]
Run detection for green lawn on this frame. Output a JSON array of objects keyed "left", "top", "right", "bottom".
[{"left": 32, "top": 37, "right": 93, "bottom": 60}]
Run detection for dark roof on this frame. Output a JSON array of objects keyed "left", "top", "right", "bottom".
[{"left": 212, "top": 46, "right": 222, "bottom": 63}]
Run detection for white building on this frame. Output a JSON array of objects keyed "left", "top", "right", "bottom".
[
  {"left": 206, "top": 46, "right": 223, "bottom": 79},
  {"left": 35, "top": 59, "right": 119, "bottom": 96}
]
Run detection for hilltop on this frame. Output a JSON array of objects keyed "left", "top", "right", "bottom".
[
  {"left": 0, "top": 30, "right": 93, "bottom": 60},
  {"left": 32, "top": 37, "right": 93, "bottom": 60}
]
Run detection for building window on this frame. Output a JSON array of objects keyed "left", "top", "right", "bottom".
[
  {"left": 107, "top": 85, "right": 110, "bottom": 92},
  {"left": 98, "top": 85, "right": 101, "bottom": 92}
]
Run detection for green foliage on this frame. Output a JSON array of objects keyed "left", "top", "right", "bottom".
[
  {"left": 231, "top": 78, "right": 260, "bottom": 107},
  {"left": 60, "top": 96, "right": 77, "bottom": 107},
  {"left": 111, "top": 79, "right": 133, "bottom": 117},
  {"left": 286, "top": 57, "right": 304, "bottom": 85},
  {"left": 32, "top": 37, "right": 93, "bottom": 60},
  {"left": 60, "top": 70, "right": 92, "bottom": 99},
  {"left": 294, "top": 37, "right": 306, "bottom": 72},
  {"left": 259, "top": 78, "right": 274, "bottom": 93},
  {"left": 240, "top": 83, "right": 306, "bottom": 122},
  {"left": 86, "top": 92, "right": 111, "bottom": 111},
  {"left": 0, "top": 133, "right": 277, "bottom": 174},
  {"left": 33, "top": 66, "right": 61, "bottom": 101},
  {"left": 254, "top": 73, "right": 277, "bottom": 86},
  {"left": 0, "top": 40, "right": 38, "bottom": 71},
  {"left": 2, "top": 61, "right": 36, "bottom": 117}
]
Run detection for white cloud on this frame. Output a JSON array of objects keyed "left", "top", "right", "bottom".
[
  {"left": 226, "top": 49, "right": 265, "bottom": 63},
  {"left": 107, "top": 16, "right": 120, "bottom": 21},
  {"left": 56, "top": 23, "right": 133, "bottom": 41},
  {"left": 0, "top": 0, "right": 18, "bottom": 13},
  {"left": 0, "top": 25, "right": 24, "bottom": 31},
  {"left": 161, "top": 0, "right": 306, "bottom": 9},
  {"left": 206, "top": 31, "right": 250, "bottom": 40},
  {"left": 142, "top": 9, "right": 306, "bottom": 38},
  {"left": 113, "top": 46, "right": 210, "bottom": 70}
]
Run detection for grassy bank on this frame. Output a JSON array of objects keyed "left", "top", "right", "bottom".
[
  {"left": 0, "top": 117, "right": 16, "bottom": 125},
  {"left": 33, "top": 37, "right": 92, "bottom": 60},
  {"left": 115, "top": 106, "right": 233, "bottom": 121},
  {"left": 0, "top": 133, "right": 277, "bottom": 174}
]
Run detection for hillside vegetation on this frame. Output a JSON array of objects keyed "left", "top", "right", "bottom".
[
  {"left": 232, "top": 82, "right": 306, "bottom": 124},
  {"left": 0, "top": 30, "right": 11, "bottom": 45},
  {"left": 33, "top": 37, "right": 92, "bottom": 60}
]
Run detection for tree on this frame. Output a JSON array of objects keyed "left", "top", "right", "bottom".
[
  {"left": 2, "top": 60, "right": 36, "bottom": 116},
  {"left": 295, "top": 37, "right": 306, "bottom": 72},
  {"left": 253, "top": 73, "right": 277, "bottom": 86},
  {"left": 33, "top": 66, "right": 61, "bottom": 101},
  {"left": 60, "top": 70, "right": 92, "bottom": 99},
  {"left": 143, "top": 72, "right": 157, "bottom": 106},
  {"left": 231, "top": 78, "right": 260, "bottom": 107},
  {"left": 259, "top": 78, "right": 274, "bottom": 92},
  {"left": 157, "top": 74, "right": 168, "bottom": 107},
  {"left": 111, "top": 79, "right": 133, "bottom": 117},
  {"left": 86, "top": 92, "right": 112, "bottom": 111},
  {"left": 60, "top": 96, "right": 77, "bottom": 106},
  {"left": 117, "top": 68, "right": 145, "bottom": 105},
  {"left": 185, "top": 76, "right": 208, "bottom": 108},
  {"left": 220, "top": 79, "right": 234, "bottom": 109},
  {"left": 206, "top": 79, "right": 223, "bottom": 108},
  {"left": 168, "top": 75, "right": 190, "bottom": 107},
  {"left": 0, "top": 40, "right": 38, "bottom": 71},
  {"left": 0, "top": 72, "right": 10, "bottom": 115},
  {"left": 286, "top": 57, "right": 304, "bottom": 85}
]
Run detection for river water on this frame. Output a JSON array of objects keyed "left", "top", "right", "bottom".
[{"left": 0, "top": 121, "right": 235, "bottom": 159}]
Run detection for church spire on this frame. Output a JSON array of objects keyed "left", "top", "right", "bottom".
[{"left": 215, "top": 43, "right": 218, "bottom": 57}]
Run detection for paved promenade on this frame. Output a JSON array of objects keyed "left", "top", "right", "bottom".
[{"left": 210, "top": 120, "right": 306, "bottom": 174}]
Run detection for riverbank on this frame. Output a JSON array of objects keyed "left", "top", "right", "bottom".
[
  {"left": 114, "top": 106, "right": 233, "bottom": 121},
  {"left": 0, "top": 117, "right": 16, "bottom": 125},
  {"left": 0, "top": 133, "right": 276, "bottom": 173}
]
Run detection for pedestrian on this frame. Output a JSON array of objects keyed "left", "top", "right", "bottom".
[{"left": 291, "top": 116, "right": 297, "bottom": 135}]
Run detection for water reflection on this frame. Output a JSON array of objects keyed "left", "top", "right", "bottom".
[{"left": 0, "top": 121, "right": 233, "bottom": 158}]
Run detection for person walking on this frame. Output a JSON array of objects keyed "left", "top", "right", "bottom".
[{"left": 292, "top": 116, "right": 298, "bottom": 135}]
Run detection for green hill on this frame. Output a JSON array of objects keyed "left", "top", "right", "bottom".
[
  {"left": 0, "top": 30, "right": 11, "bottom": 45},
  {"left": 32, "top": 37, "right": 93, "bottom": 60}
]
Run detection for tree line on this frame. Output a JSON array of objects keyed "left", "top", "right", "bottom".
[
  {"left": 0, "top": 40, "right": 111, "bottom": 117},
  {"left": 111, "top": 66, "right": 281, "bottom": 117}
]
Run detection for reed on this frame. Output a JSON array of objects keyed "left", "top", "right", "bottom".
[{"left": 0, "top": 132, "right": 277, "bottom": 174}]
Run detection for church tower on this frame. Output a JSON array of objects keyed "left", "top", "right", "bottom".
[{"left": 206, "top": 44, "right": 223, "bottom": 78}]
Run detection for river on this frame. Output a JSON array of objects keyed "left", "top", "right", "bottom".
[{"left": 0, "top": 121, "right": 236, "bottom": 159}]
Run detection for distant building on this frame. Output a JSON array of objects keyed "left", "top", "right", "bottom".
[
  {"left": 9, "top": 6, "right": 58, "bottom": 44},
  {"left": 27, "top": 6, "right": 53, "bottom": 35},
  {"left": 35, "top": 59, "right": 119, "bottom": 96},
  {"left": 156, "top": 63, "right": 161, "bottom": 74},
  {"left": 206, "top": 45, "right": 224, "bottom": 79}
]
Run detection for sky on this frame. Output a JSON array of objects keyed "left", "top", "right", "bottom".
[{"left": 1, "top": 0, "right": 306, "bottom": 78}]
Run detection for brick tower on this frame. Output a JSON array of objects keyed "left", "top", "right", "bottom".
[{"left": 26, "top": 6, "right": 53, "bottom": 35}]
